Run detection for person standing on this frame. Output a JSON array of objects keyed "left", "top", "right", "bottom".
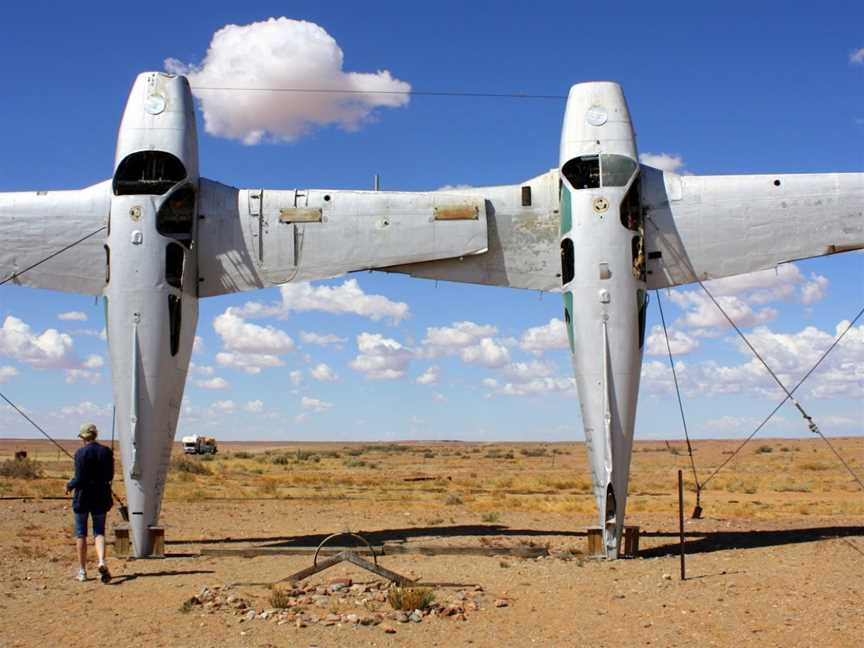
[{"left": 65, "top": 423, "right": 114, "bottom": 583}]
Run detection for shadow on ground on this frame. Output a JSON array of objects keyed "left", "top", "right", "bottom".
[
  {"left": 167, "top": 524, "right": 864, "bottom": 557},
  {"left": 640, "top": 526, "right": 864, "bottom": 558},
  {"left": 108, "top": 569, "right": 215, "bottom": 585}
]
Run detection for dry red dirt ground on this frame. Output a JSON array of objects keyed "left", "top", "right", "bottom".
[{"left": 1, "top": 438, "right": 862, "bottom": 647}]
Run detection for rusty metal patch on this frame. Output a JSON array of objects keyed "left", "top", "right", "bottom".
[
  {"left": 279, "top": 207, "right": 322, "bottom": 224},
  {"left": 129, "top": 206, "right": 141, "bottom": 222},
  {"left": 434, "top": 205, "right": 479, "bottom": 221}
]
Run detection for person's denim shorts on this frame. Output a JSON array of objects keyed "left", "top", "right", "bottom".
[{"left": 74, "top": 511, "right": 107, "bottom": 538}]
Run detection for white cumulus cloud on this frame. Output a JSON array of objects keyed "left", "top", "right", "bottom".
[
  {"left": 196, "top": 377, "right": 229, "bottom": 390},
  {"left": 850, "top": 48, "right": 864, "bottom": 65},
  {"left": 460, "top": 338, "right": 510, "bottom": 368},
  {"left": 350, "top": 333, "right": 414, "bottom": 380},
  {"left": 0, "top": 366, "right": 18, "bottom": 383},
  {"left": 165, "top": 17, "right": 411, "bottom": 144},
  {"left": 639, "top": 152, "right": 686, "bottom": 174},
  {"left": 301, "top": 396, "right": 333, "bottom": 413},
  {"left": 237, "top": 279, "right": 409, "bottom": 324},
  {"left": 645, "top": 326, "right": 700, "bottom": 356},
  {"left": 310, "top": 363, "right": 338, "bottom": 382},
  {"left": 300, "top": 331, "right": 347, "bottom": 348},
  {"left": 519, "top": 318, "right": 569, "bottom": 355},
  {"left": 0, "top": 316, "right": 76, "bottom": 369},
  {"left": 216, "top": 351, "right": 284, "bottom": 374},
  {"left": 58, "top": 311, "right": 87, "bottom": 322},
  {"left": 213, "top": 309, "right": 295, "bottom": 354},
  {"left": 416, "top": 366, "right": 440, "bottom": 385},
  {"left": 244, "top": 400, "right": 264, "bottom": 414}
]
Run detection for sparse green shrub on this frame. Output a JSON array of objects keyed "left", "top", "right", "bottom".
[
  {"left": 232, "top": 451, "right": 254, "bottom": 460},
  {"left": 423, "top": 451, "right": 436, "bottom": 459},
  {"left": 344, "top": 448, "right": 364, "bottom": 457},
  {"left": 756, "top": 445, "right": 773, "bottom": 454},
  {"left": 0, "top": 458, "right": 44, "bottom": 480},
  {"left": 271, "top": 454, "right": 291, "bottom": 465},
  {"left": 387, "top": 587, "right": 434, "bottom": 611},
  {"left": 445, "top": 493, "right": 463, "bottom": 505},
  {"left": 481, "top": 512, "right": 501, "bottom": 523},
  {"left": 343, "top": 459, "right": 367, "bottom": 468}
]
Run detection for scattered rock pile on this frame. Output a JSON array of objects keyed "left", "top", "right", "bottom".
[{"left": 182, "top": 579, "right": 509, "bottom": 632}]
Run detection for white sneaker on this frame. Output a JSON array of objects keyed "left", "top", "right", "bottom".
[{"left": 76, "top": 568, "right": 87, "bottom": 582}]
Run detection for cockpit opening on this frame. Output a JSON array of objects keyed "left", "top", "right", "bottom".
[
  {"left": 113, "top": 151, "right": 186, "bottom": 196},
  {"left": 561, "top": 155, "right": 600, "bottom": 189},
  {"left": 561, "top": 154, "right": 638, "bottom": 191}
]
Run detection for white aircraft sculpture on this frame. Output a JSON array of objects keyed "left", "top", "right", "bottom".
[{"left": 1, "top": 72, "right": 862, "bottom": 558}]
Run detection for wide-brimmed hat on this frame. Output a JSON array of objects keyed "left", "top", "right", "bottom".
[{"left": 78, "top": 423, "right": 98, "bottom": 441}]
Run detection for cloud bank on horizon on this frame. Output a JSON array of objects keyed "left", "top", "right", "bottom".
[{"left": 165, "top": 17, "right": 412, "bottom": 144}]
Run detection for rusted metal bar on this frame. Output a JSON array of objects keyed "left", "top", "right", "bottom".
[
  {"left": 285, "top": 552, "right": 346, "bottom": 583},
  {"left": 341, "top": 551, "right": 415, "bottom": 586},
  {"left": 283, "top": 550, "right": 415, "bottom": 586},
  {"left": 199, "top": 543, "right": 548, "bottom": 558}
]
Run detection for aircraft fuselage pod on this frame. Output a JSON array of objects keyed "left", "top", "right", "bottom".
[
  {"left": 106, "top": 73, "right": 200, "bottom": 556},
  {"left": 560, "top": 83, "right": 645, "bottom": 558}
]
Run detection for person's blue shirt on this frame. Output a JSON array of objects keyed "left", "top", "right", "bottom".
[{"left": 66, "top": 442, "right": 114, "bottom": 514}]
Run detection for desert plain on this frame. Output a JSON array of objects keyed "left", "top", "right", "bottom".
[{"left": 1, "top": 436, "right": 862, "bottom": 647}]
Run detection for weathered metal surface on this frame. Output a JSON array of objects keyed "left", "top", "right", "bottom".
[
  {"left": 279, "top": 207, "right": 322, "bottom": 223},
  {"left": 434, "top": 204, "right": 479, "bottom": 221}
]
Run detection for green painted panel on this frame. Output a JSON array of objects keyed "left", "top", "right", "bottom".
[{"left": 560, "top": 184, "right": 571, "bottom": 236}]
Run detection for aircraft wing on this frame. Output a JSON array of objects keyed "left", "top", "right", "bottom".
[
  {"left": 641, "top": 166, "right": 864, "bottom": 288},
  {"left": 197, "top": 178, "right": 493, "bottom": 296},
  {"left": 197, "top": 167, "right": 864, "bottom": 297},
  {"left": 387, "top": 167, "right": 864, "bottom": 292},
  {"left": 0, "top": 181, "right": 110, "bottom": 295}
]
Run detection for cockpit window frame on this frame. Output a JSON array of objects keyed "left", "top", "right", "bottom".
[
  {"left": 561, "top": 154, "right": 639, "bottom": 191},
  {"left": 113, "top": 151, "right": 187, "bottom": 196}
]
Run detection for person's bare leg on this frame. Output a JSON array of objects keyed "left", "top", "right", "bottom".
[
  {"left": 76, "top": 537, "right": 87, "bottom": 570},
  {"left": 94, "top": 535, "right": 106, "bottom": 566}
]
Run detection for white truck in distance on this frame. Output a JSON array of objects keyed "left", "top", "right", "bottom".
[{"left": 181, "top": 435, "right": 217, "bottom": 455}]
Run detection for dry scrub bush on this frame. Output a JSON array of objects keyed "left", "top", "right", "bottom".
[
  {"left": 520, "top": 448, "right": 548, "bottom": 457},
  {"left": 170, "top": 456, "right": 212, "bottom": 475},
  {"left": 0, "top": 458, "right": 44, "bottom": 479},
  {"left": 269, "top": 587, "right": 294, "bottom": 609},
  {"left": 387, "top": 587, "right": 434, "bottom": 611}
]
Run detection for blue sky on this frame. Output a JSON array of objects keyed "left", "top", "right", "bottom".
[{"left": 0, "top": 2, "right": 862, "bottom": 441}]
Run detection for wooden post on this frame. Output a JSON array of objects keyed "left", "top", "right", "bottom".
[
  {"left": 149, "top": 527, "right": 165, "bottom": 558},
  {"left": 113, "top": 524, "right": 130, "bottom": 557},
  {"left": 678, "top": 469, "right": 686, "bottom": 580},
  {"left": 586, "top": 527, "right": 604, "bottom": 557},
  {"left": 622, "top": 525, "right": 640, "bottom": 558}
]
